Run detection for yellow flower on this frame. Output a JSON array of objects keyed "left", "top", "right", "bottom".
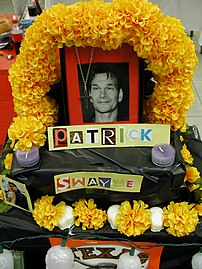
[
  {"left": 72, "top": 198, "right": 107, "bottom": 230},
  {"left": 116, "top": 200, "right": 151, "bottom": 237},
  {"left": 163, "top": 201, "right": 199, "bottom": 237},
  {"left": 185, "top": 165, "right": 200, "bottom": 184},
  {"left": 32, "top": 195, "right": 65, "bottom": 231},
  {"left": 181, "top": 144, "right": 193, "bottom": 165},
  {"left": 8, "top": 116, "right": 46, "bottom": 151},
  {"left": 0, "top": 190, "right": 4, "bottom": 200},
  {"left": 13, "top": 96, "right": 59, "bottom": 127},
  {"left": 180, "top": 123, "right": 188, "bottom": 133},
  {"left": 195, "top": 204, "right": 202, "bottom": 216},
  {"left": 180, "top": 136, "right": 184, "bottom": 142},
  {"left": 4, "top": 153, "right": 13, "bottom": 170},
  {"left": 188, "top": 184, "right": 200, "bottom": 192}
]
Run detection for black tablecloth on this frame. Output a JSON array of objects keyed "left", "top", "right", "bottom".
[{"left": 10, "top": 131, "right": 186, "bottom": 207}]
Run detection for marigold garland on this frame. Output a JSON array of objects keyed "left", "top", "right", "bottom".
[
  {"left": 31, "top": 195, "right": 201, "bottom": 237},
  {"left": 180, "top": 128, "right": 202, "bottom": 204},
  {"left": 7, "top": 0, "right": 198, "bottom": 151}
]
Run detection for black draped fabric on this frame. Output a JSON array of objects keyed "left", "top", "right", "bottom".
[{"left": 10, "top": 131, "right": 186, "bottom": 207}]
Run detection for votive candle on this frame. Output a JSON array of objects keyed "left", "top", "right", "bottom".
[
  {"left": 151, "top": 144, "right": 176, "bottom": 167},
  {"left": 15, "top": 146, "right": 40, "bottom": 167}
]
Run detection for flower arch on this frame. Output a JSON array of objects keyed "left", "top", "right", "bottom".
[{"left": 8, "top": 0, "right": 198, "bottom": 151}]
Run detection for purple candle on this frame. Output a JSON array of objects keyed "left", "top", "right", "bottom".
[
  {"left": 15, "top": 146, "right": 40, "bottom": 167},
  {"left": 151, "top": 144, "right": 176, "bottom": 167}
]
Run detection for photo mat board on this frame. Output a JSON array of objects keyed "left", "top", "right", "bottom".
[
  {"left": 0, "top": 175, "right": 33, "bottom": 212},
  {"left": 60, "top": 44, "right": 142, "bottom": 125}
]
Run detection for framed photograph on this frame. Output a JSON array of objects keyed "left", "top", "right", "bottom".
[
  {"left": 60, "top": 44, "right": 142, "bottom": 125},
  {"left": 0, "top": 176, "right": 33, "bottom": 212}
]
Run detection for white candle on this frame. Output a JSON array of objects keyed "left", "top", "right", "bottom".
[
  {"left": 15, "top": 146, "right": 40, "bottom": 167},
  {"left": 57, "top": 205, "right": 75, "bottom": 230},
  {"left": 150, "top": 207, "right": 163, "bottom": 232},
  {"left": 107, "top": 205, "right": 121, "bottom": 230},
  {"left": 151, "top": 144, "right": 176, "bottom": 167}
]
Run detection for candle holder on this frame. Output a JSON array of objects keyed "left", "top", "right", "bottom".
[
  {"left": 151, "top": 144, "right": 176, "bottom": 167},
  {"left": 15, "top": 146, "right": 40, "bottom": 168}
]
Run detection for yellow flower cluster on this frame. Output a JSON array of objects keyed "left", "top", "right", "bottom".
[
  {"left": 13, "top": 96, "right": 59, "bottom": 127},
  {"left": 180, "top": 136, "right": 202, "bottom": 203},
  {"left": 116, "top": 200, "right": 151, "bottom": 237},
  {"left": 32, "top": 195, "right": 65, "bottom": 231},
  {"left": 195, "top": 204, "right": 202, "bottom": 216},
  {"left": 181, "top": 144, "right": 193, "bottom": 165},
  {"left": 7, "top": 0, "right": 198, "bottom": 150},
  {"left": 0, "top": 190, "right": 4, "bottom": 201},
  {"left": 31, "top": 195, "right": 201, "bottom": 236},
  {"left": 185, "top": 166, "right": 200, "bottom": 185},
  {"left": 163, "top": 201, "right": 199, "bottom": 237},
  {"left": 8, "top": 116, "right": 47, "bottom": 151},
  {"left": 4, "top": 153, "right": 13, "bottom": 171},
  {"left": 72, "top": 198, "right": 107, "bottom": 230}
]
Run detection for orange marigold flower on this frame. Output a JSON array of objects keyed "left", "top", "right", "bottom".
[
  {"left": 195, "top": 204, "right": 202, "bottom": 216},
  {"left": 163, "top": 201, "right": 199, "bottom": 237},
  {"left": 32, "top": 195, "right": 65, "bottom": 231},
  {"left": 8, "top": 116, "right": 46, "bottom": 151},
  {"left": 180, "top": 123, "right": 188, "bottom": 133},
  {"left": 188, "top": 184, "right": 200, "bottom": 192},
  {"left": 116, "top": 200, "right": 151, "bottom": 237},
  {"left": 0, "top": 190, "right": 4, "bottom": 200},
  {"left": 4, "top": 153, "right": 13, "bottom": 170},
  {"left": 185, "top": 165, "right": 200, "bottom": 184},
  {"left": 72, "top": 198, "right": 107, "bottom": 230},
  {"left": 181, "top": 144, "right": 193, "bottom": 165}
]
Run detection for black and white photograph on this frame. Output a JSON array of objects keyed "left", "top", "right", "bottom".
[{"left": 77, "top": 62, "right": 129, "bottom": 123}]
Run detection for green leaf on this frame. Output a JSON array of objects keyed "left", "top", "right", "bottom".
[
  {"left": 0, "top": 200, "right": 12, "bottom": 213},
  {"left": 1, "top": 170, "right": 11, "bottom": 176}
]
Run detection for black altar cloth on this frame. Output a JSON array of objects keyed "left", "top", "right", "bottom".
[{"left": 10, "top": 131, "right": 186, "bottom": 207}]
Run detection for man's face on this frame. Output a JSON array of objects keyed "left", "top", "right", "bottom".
[
  {"left": 89, "top": 73, "right": 123, "bottom": 113},
  {"left": 9, "top": 184, "right": 17, "bottom": 192}
]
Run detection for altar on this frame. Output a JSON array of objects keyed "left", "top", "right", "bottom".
[{"left": 0, "top": 1, "right": 202, "bottom": 268}]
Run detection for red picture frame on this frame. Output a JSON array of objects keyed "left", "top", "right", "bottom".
[{"left": 60, "top": 44, "right": 141, "bottom": 125}]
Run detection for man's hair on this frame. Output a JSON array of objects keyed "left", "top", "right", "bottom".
[
  {"left": 88, "top": 63, "right": 123, "bottom": 92},
  {"left": 8, "top": 182, "right": 17, "bottom": 188}
]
